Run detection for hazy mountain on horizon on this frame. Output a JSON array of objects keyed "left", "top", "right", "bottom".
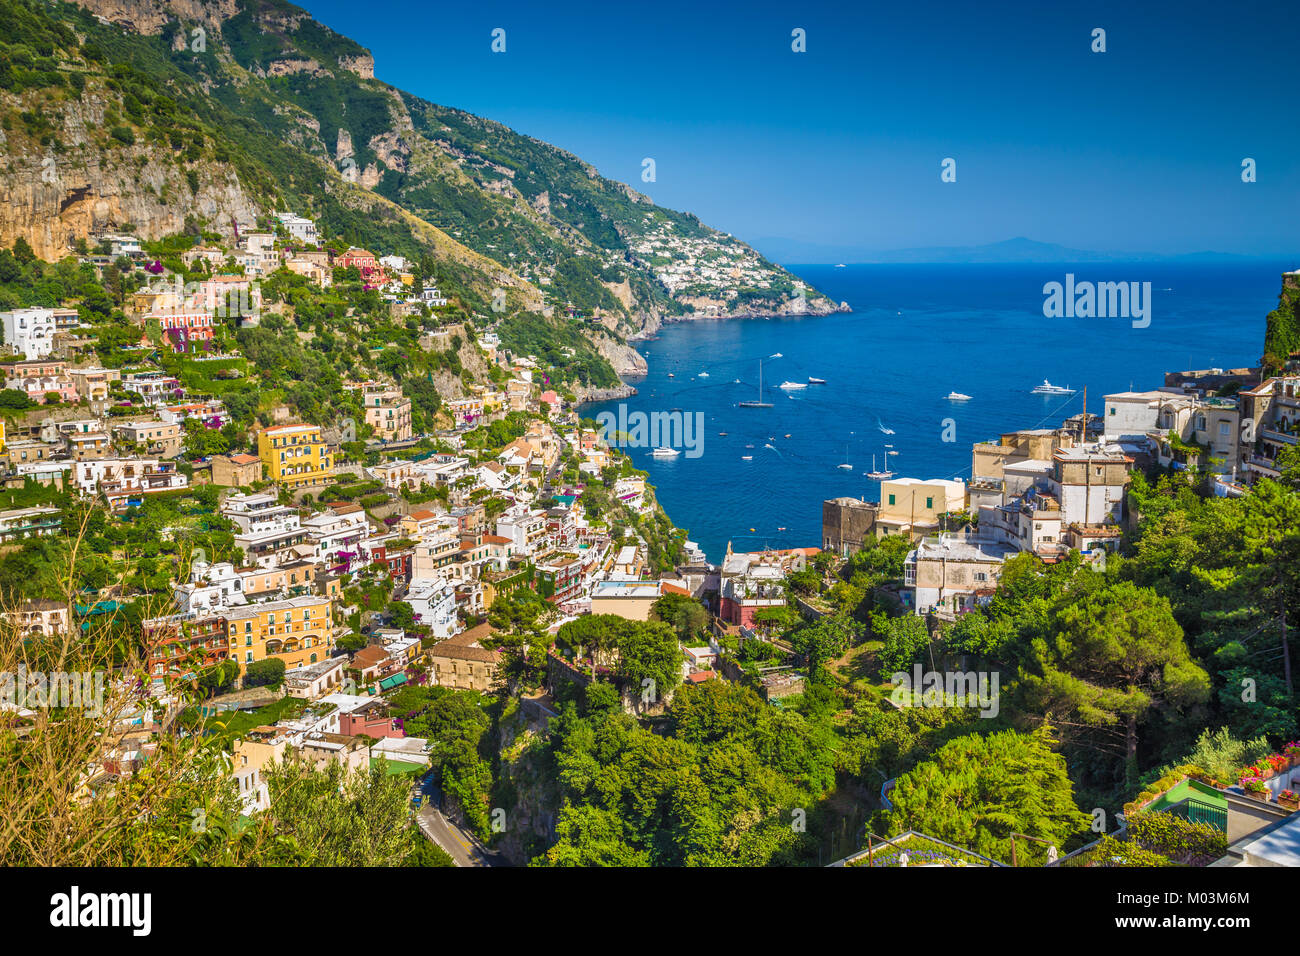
[{"left": 756, "top": 236, "right": 1267, "bottom": 265}]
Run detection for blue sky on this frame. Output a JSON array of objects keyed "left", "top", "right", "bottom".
[{"left": 297, "top": 0, "right": 1296, "bottom": 258}]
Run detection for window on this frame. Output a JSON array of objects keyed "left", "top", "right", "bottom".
[
  {"left": 1219, "top": 422, "right": 1230, "bottom": 437},
  {"left": 925, "top": 497, "right": 933, "bottom": 509},
  {"left": 888, "top": 494, "right": 896, "bottom": 506},
  {"left": 1109, "top": 407, "right": 1116, "bottom": 416}
]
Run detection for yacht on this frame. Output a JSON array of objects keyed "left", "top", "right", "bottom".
[
  {"left": 651, "top": 447, "right": 680, "bottom": 458},
  {"left": 865, "top": 446, "right": 896, "bottom": 480},
  {"left": 945, "top": 391, "right": 973, "bottom": 401},
  {"left": 698, "top": 371, "right": 710, "bottom": 378},
  {"left": 778, "top": 381, "right": 807, "bottom": 390},
  {"left": 741, "top": 455, "right": 753, "bottom": 461},
  {"left": 739, "top": 360, "right": 774, "bottom": 408},
  {"left": 1032, "top": 380, "right": 1076, "bottom": 395},
  {"left": 770, "top": 352, "right": 783, "bottom": 358},
  {"left": 807, "top": 376, "right": 827, "bottom": 385}
]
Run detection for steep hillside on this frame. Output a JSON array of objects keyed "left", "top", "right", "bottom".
[
  {"left": 1264, "top": 271, "right": 1300, "bottom": 372},
  {"left": 1, "top": 0, "right": 842, "bottom": 338}
]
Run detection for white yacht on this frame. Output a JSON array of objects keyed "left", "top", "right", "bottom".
[
  {"left": 1032, "top": 380, "right": 1076, "bottom": 395},
  {"left": 778, "top": 381, "right": 807, "bottom": 390},
  {"left": 651, "top": 447, "right": 680, "bottom": 458},
  {"left": 945, "top": 391, "right": 972, "bottom": 401}
]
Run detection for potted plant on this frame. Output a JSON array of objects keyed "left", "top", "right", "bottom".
[
  {"left": 1267, "top": 753, "right": 1290, "bottom": 776},
  {"left": 1242, "top": 777, "right": 1270, "bottom": 802},
  {"left": 1248, "top": 760, "right": 1276, "bottom": 781},
  {"left": 1285, "top": 743, "right": 1300, "bottom": 768},
  {"left": 1279, "top": 790, "right": 1300, "bottom": 811}
]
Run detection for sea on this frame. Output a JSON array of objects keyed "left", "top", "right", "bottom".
[{"left": 587, "top": 261, "right": 1294, "bottom": 563}]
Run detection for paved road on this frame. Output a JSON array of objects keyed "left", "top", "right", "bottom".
[{"left": 413, "top": 777, "right": 495, "bottom": 867}]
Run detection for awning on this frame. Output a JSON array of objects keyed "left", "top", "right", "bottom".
[{"left": 378, "top": 672, "right": 408, "bottom": 691}]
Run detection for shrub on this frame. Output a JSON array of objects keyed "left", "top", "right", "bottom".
[{"left": 244, "top": 657, "right": 286, "bottom": 689}]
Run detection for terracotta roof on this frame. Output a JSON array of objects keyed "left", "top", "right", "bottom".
[
  {"left": 227, "top": 453, "right": 260, "bottom": 465},
  {"left": 408, "top": 509, "right": 439, "bottom": 522},
  {"left": 352, "top": 645, "right": 389, "bottom": 670},
  {"left": 428, "top": 623, "right": 501, "bottom": 665}
]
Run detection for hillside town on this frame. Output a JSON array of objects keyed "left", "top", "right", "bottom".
[
  {"left": 0, "top": 0, "right": 1296, "bottom": 889},
  {"left": 824, "top": 360, "right": 1300, "bottom": 619}
]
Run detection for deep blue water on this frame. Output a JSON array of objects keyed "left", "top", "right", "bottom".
[{"left": 589, "top": 261, "right": 1294, "bottom": 563}]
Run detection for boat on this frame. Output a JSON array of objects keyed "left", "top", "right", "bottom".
[
  {"left": 778, "top": 381, "right": 807, "bottom": 390},
  {"left": 945, "top": 391, "right": 973, "bottom": 401},
  {"left": 777, "top": 526, "right": 787, "bottom": 531},
  {"left": 651, "top": 447, "right": 680, "bottom": 458},
  {"left": 834, "top": 264, "right": 846, "bottom": 268},
  {"left": 1032, "top": 379, "right": 1075, "bottom": 395},
  {"left": 742, "top": 455, "right": 753, "bottom": 460},
  {"left": 770, "top": 352, "right": 783, "bottom": 358},
  {"left": 718, "top": 432, "right": 727, "bottom": 436},
  {"left": 784, "top": 433, "right": 791, "bottom": 438},
  {"left": 739, "top": 360, "right": 774, "bottom": 408},
  {"left": 667, "top": 373, "right": 674, "bottom": 378},
  {"left": 837, "top": 443, "right": 852, "bottom": 470},
  {"left": 807, "top": 377, "right": 827, "bottom": 385},
  {"left": 878, "top": 419, "right": 895, "bottom": 435},
  {"left": 698, "top": 371, "right": 709, "bottom": 378},
  {"left": 865, "top": 449, "right": 895, "bottom": 480}
]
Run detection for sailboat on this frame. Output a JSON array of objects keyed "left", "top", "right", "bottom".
[
  {"left": 739, "top": 360, "right": 774, "bottom": 408},
  {"left": 865, "top": 445, "right": 895, "bottom": 480},
  {"left": 837, "top": 442, "right": 852, "bottom": 470}
]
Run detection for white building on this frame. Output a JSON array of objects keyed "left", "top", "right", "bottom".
[
  {"left": 1, "top": 307, "right": 56, "bottom": 359},
  {"left": 403, "top": 581, "right": 458, "bottom": 638},
  {"left": 275, "top": 212, "right": 318, "bottom": 245},
  {"left": 1103, "top": 390, "right": 1168, "bottom": 442}
]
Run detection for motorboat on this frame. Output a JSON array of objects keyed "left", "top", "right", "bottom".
[
  {"left": 945, "top": 391, "right": 972, "bottom": 401},
  {"left": 778, "top": 381, "right": 807, "bottom": 390},
  {"left": 651, "top": 447, "right": 680, "bottom": 458},
  {"left": 1032, "top": 380, "right": 1075, "bottom": 395},
  {"left": 807, "top": 377, "right": 827, "bottom": 385}
]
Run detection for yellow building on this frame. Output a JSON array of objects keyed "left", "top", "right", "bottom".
[
  {"left": 257, "top": 423, "right": 333, "bottom": 488},
  {"left": 877, "top": 477, "right": 968, "bottom": 538},
  {"left": 224, "top": 596, "right": 332, "bottom": 674}
]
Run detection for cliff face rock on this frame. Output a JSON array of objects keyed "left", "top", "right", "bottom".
[
  {"left": 591, "top": 333, "right": 647, "bottom": 377},
  {"left": 0, "top": 94, "right": 258, "bottom": 259},
  {"left": 338, "top": 53, "right": 375, "bottom": 79},
  {"left": 72, "top": 0, "right": 239, "bottom": 36},
  {"left": 264, "top": 57, "right": 328, "bottom": 78}
]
